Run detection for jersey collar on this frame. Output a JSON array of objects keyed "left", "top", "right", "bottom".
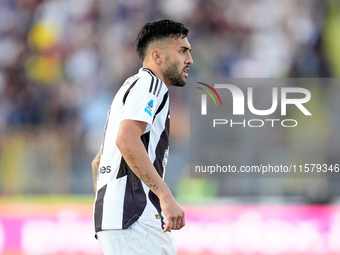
[{"left": 142, "top": 68, "right": 156, "bottom": 76}]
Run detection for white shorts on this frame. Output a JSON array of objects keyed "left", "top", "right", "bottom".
[{"left": 96, "top": 221, "right": 176, "bottom": 255}]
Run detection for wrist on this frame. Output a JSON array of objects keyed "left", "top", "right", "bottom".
[{"left": 155, "top": 187, "right": 172, "bottom": 201}]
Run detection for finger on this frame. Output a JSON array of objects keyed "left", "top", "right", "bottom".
[
  {"left": 163, "top": 221, "right": 171, "bottom": 232},
  {"left": 176, "top": 216, "right": 182, "bottom": 229},
  {"left": 181, "top": 214, "right": 186, "bottom": 228},
  {"left": 171, "top": 218, "right": 178, "bottom": 230},
  {"left": 179, "top": 216, "right": 186, "bottom": 229}
]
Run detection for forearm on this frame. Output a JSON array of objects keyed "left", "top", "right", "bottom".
[
  {"left": 116, "top": 120, "right": 172, "bottom": 200},
  {"left": 116, "top": 119, "right": 185, "bottom": 231},
  {"left": 122, "top": 143, "right": 185, "bottom": 232},
  {"left": 91, "top": 147, "right": 102, "bottom": 193},
  {"left": 117, "top": 137, "right": 172, "bottom": 200}
]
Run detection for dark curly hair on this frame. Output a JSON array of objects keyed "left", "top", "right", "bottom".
[{"left": 136, "top": 19, "right": 189, "bottom": 61}]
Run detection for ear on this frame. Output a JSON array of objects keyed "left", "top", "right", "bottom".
[{"left": 151, "top": 49, "right": 162, "bottom": 64}]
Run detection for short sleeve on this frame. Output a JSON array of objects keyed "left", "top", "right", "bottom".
[{"left": 122, "top": 74, "right": 164, "bottom": 125}]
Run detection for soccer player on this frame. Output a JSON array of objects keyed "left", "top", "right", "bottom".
[{"left": 91, "top": 19, "right": 193, "bottom": 254}]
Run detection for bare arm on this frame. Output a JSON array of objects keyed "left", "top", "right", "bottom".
[
  {"left": 116, "top": 119, "right": 185, "bottom": 232},
  {"left": 91, "top": 147, "right": 102, "bottom": 193}
]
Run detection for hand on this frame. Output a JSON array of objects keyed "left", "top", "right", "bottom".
[{"left": 159, "top": 195, "right": 185, "bottom": 232}]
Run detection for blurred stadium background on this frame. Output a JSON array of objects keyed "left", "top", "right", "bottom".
[{"left": 1, "top": 0, "right": 340, "bottom": 254}]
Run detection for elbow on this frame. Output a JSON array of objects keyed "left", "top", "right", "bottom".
[
  {"left": 116, "top": 132, "right": 137, "bottom": 157},
  {"left": 92, "top": 148, "right": 102, "bottom": 172},
  {"left": 91, "top": 156, "right": 100, "bottom": 175},
  {"left": 116, "top": 120, "right": 145, "bottom": 155},
  {"left": 92, "top": 157, "right": 100, "bottom": 168}
]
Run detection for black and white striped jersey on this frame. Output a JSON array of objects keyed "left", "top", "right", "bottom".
[{"left": 94, "top": 68, "right": 170, "bottom": 232}]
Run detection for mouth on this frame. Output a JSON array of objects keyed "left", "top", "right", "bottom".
[{"left": 183, "top": 67, "right": 190, "bottom": 77}]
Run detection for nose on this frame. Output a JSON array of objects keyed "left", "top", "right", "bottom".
[{"left": 186, "top": 52, "right": 193, "bottom": 65}]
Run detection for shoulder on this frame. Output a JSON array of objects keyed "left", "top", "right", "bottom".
[{"left": 134, "top": 68, "right": 166, "bottom": 97}]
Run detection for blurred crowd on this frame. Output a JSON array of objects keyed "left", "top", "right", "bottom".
[{"left": 0, "top": 0, "right": 339, "bottom": 198}]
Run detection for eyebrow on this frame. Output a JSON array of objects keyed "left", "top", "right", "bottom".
[{"left": 180, "top": 46, "right": 191, "bottom": 51}]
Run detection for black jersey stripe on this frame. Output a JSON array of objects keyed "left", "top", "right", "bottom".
[
  {"left": 116, "top": 156, "right": 130, "bottom": 179},
  {"left": 121, "top": 131, "right": 150, "bottom": 229},
  {"left": 116, "top": 132, "right": 150, "bottom": 179},
  {"left": 153, "top": 110, "right": 169, "bottom": 177},
  {"left": 122, "top": 78, "right": 139, "bottom": 104},
  {"left": 143, "top": 68, "right": 163, "bottom": 96},
  {"left": 143, "top": 68, "right": 156, "bottom": 93},
  {"left": 94, "top": 184, "right": 107, "bottom": 232},
  {"left": 153, "top": 79, "right": 159, "bottom": 95},
  {"left": 154, "top": 92, "right": 168, "bottom": 120},
  {"left": 149, "top": 110, "right": 169, "bottom": 229},
  {"left": 148, "top": 75, "right": 154, "bottom": 93},
  {"left": 148, "top": 191, "right": 165, "bottom": 229},
  {"left": 156, "top": 81, "right": 163, "bottom": 96},
  {"left": 122, "top": 172, "right": 147, "bottom": 229}
]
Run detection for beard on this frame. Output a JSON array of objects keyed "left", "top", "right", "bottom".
[{"left": 163, "top": 58, "right": 187, "bottom": 87}]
